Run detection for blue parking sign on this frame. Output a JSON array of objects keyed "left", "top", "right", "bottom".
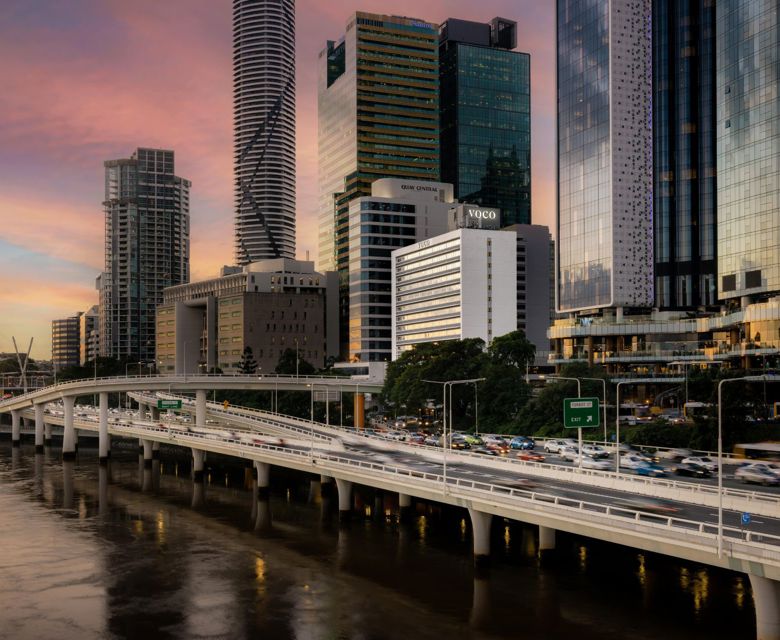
[{"left": 741, "top": 512, "right": 751, "bottom": 526}]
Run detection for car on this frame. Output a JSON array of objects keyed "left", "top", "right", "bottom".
[
  {"left": 672, "top": 462, "right": 712, "bottom": 478},
  {"left": 560, "top": 446, "right": 580, "bottom": 462},
  {"left": 620, "top": 454, "right": 649, "bottom": 470},
  {"left": 485, "top": 439, "right": 510, "bottom": 454},
  {"left": 386, "top": 430, "right": 407, "bottom": 441},
  {"left": 636, "top": 462, "right": 667, "bottom": 478},
  {"left": 613, "top": 496, "right": 680, "bottom": 514},
  {"left": 510, "top": 436, "right": 536, "bottom": 450},
  {"left": 543, "top": 439, "right": 567, "bottom": 454},
  {"left": 581, "top": 444, "right": 609, "bottom": 459},
  {"left": 735, "top": 464, "right": 780, "bottom": 486},
  {"left": 424, "top": 435, "right": 439, "bottom": 447},
  {"left": 681, "top": 456, "right": 716, "bottom": 471},
  {"left": 472, "top": 447, "right": 499, "bottom": 456},
  {"left": 516, "top": 450, "right": 545, "bottom": 462},
  {"left": 408, "top": 434, "right": 426, "bottom": 445},
  {"left": 573, "top": 455, "right": 611, "bottom": 470},
  {"left": 463, "top": 434, "right": 484, "bottom": 446}
]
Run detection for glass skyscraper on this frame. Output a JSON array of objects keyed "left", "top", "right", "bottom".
[
  {"left": 439, "top": 18, "right": 531, "bottom": 226},
  {"left": 717, "top": 0, "right": 780, "bottom": 301},
  {"left": 556, "top": 0, "right": 653, "bottom": 313},
  {"left": 653, "top": 0, "right": 718, "bottom": 310},
  {"left": 100, "top": 148, "right": 190, "bottom": 362}
]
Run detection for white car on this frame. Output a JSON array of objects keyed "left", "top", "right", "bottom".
[
  {"left": 681, "top": 456, "right": 716, "bottom": 471},
  {"left": 620, "top": 454, "right": 649, "bottom": 470},
  {"left": 735, "top": 464, "right": 780, "bottom": 486},
  {"left": 544, "top": 439, "right": 568, "bottom": 454},
  {"left": 573, "top": 455, "right": 611, "bottom": 470},
  {"left": 581, "top": 444, "right": 609, "bottom": 459},
  {"left": 560, "top": 446, "right": 580, "bottom": 462}
]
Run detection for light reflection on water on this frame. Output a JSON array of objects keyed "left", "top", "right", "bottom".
[{"left": 0, "top": 443, "right": 758, "bottom": 639}]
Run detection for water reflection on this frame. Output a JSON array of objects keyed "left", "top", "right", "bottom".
[{"left": 0, "top": 444, "right": 760, "bottom": 640}]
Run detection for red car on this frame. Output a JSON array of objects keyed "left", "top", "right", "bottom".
[{"left": 517, "top": 451, "right": 545, "bottom": 462}]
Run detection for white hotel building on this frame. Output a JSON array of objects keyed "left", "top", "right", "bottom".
[{"left": 391, "top": 228, "right": 517, "bottom": 359}]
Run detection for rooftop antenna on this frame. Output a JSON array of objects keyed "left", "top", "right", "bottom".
[{"left": 12, "top": 336, "right": 33, "bottom": 394}]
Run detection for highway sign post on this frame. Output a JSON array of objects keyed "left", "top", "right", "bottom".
[
  {"left": 157, "top": 399, "right": 182, "bottom": 410},
  {"left": 563, "top": 397, "right": 600, "bottom": 470}
]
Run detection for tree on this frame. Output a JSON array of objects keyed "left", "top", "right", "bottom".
[
  {"left": 275, "top": 348, "right": 315, "bottom": 376},
  {"left": 238, "top": 346, "right": 258, "bottom": 375},
  {"left": 488, "top": 330, "right": 535, "bottom": 369}
]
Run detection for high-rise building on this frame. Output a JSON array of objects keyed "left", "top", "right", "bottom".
[
  {"left": 317, "top": 12, "right": 440, "bottom": 275},
  {"left": 100, "top": 148, "right": 190, "bottom": 363},
  {"left": 653, "top": 1, "right": 718, "bottom": 309},
  {"left": 234, "top": 0, "right": 296, "bottom": 264},
  {"left": 556, "top": 0, "right": 653, "bottom": 313},
  {"left": 439, "top": 18, "right": 531, "bottom": 226},
  {"left": 79, "top": 305, "right": 99, "bottom": 365},
  {"left": 717, "top": 0, "right": 780, "bottom": 302},
  {"left": 52, "top": 314, "right": 82, "bottom": 370}
]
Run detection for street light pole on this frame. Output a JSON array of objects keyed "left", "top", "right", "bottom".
[
  {"left": 580, "top": 377, "right": 607, "bottom": 445},
  {"left": 294, "top": 338, "right": 299, "bottom": 378},
  {"left": 474, "top": 382, "right": 479, "bottom": 437},
  {"left": 616, "top": 381, "right": 626, "bottom": 474}
]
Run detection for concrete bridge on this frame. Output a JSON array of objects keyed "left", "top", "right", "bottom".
[{"left": 1, "top": 375, "right": 779, "bottom": 639}]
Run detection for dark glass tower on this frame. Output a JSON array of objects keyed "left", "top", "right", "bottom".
[
  {"left": 653, "top": 0, "right": 718, "bottom": 310},
  {"left": 439, "top": 18, "right": 531, "bottom": 226}
]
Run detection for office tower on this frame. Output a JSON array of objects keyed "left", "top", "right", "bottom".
[
  {"left": 344, "top": 179, "right": 452, "bottom": 362},
  {"left": 234, "top": 0, "right": 296, "bottom": 264},
  {"left": 79, "top": 305, "right": 99, "bottom": 365},
  {"left": 157, "top": 259, "right": 337, "bottom": 374},
  {"left": 52, "top": 314, "right": 82, "bottom": 370},
  {"left": 439, "top": 18, "right": 531, "bottom": 226},
  {"left": 654, "top": 1, "right": 718, "bottom": 309},
  {"left": 100, "top": 148, "right": 190, "bottom": 362},
  {"left": 717, "top": 0, "right": 780, "bottom": 302},
  {"left": 392, "top": 228, "right": 517, "bottom": 359},
  {"left": 317, "top": 12, "right": 440, "bottom": 274},
  {"left": 556, "top": 0, "right": 653, "bottom": 313}
]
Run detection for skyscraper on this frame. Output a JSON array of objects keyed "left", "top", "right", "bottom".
[
  {"left": 717, "top": 0, "right": 780, "bottom": 303},
  {"left": 52, "top": 314, "right": 82, "bottom": 370},
  {"left": 317, "top": 12, "right": 440, "bottom": 275},
  {"left": 100, "top": 148, "right": 190, "bottom": 362},
  {"left": 653, "top": 0, "right": 718, "bottom": 310},
  {"left": 234, "top": 0, "right": 296, "bottom": 264},
  {"left": 556, "top": 0, "right": 653, "bottom": 313},
  {"left": 439, "top": 18, "right": 531, "bottom": 226}
]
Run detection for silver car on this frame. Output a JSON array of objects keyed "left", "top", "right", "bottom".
[{"left": 735, "top": 464, "right": 780, "bottom": 486}]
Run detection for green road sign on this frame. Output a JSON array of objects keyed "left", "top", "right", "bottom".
[
  {"left": 563, "top": 397, "right": 600, "bottom": 429},
  {"left": 157, "top": 399, "right": 182, "bottom": 410}
]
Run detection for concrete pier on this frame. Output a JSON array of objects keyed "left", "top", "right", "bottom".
[
  {"left": 34, "top": 404, "right": 45, "bottom": 452},
  {"left": 62, "top": 396, "right": 76, "bottom": 459},
  {"left": 468, "top": 508, "right": 492, "bottom": 568},
  {"left": 11, "top": 409, "right": 20, "bottom": 446},
  {"left": 192, "top": 448, "right": 205, "bottom": 482},
  {"left": 749, "top": 575, "right": 780, "bottom": 640},
  {"left": 335, "top": 478, "right": 352, "bottom": 523},
  {"left": 98, "top": 392, "right": 110, "bottom": 464}
]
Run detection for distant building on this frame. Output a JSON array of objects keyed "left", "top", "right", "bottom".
[
  {"left": 391, "top": 227, "right": 517, "bottom": 359},
  {"left": 99, "top": 148, "right": 190, "bottom": 363},
  {"left": 156, "top": 259, "right": 337, "bottom": 374},
  {"left": 317, "top": 12, "right": 440, "bottom": 274},
  {"left": 439, "top": 17, "right": 531, "bottom": 226},
  {"left": 79, "top": 305, "right": 99, "bottom": 366},
  {"left": 52, "top": 314, "right": 82, "bottom": 370},
  {"left": 234, "top": 0, "right": 296, "bottom": 263},
  {"left": 504, "top": 224, "right": 554, "bottom": 360}
]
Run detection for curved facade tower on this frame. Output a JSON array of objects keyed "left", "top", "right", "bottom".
[{"left": 233, "top": 0, "right": 296, "bottom": 264}]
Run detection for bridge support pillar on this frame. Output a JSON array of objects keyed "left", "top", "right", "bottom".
[
  {"left": 195, "top": 390, "right": 207, "bottom": 428},
  {"left": 192, "top": 448, "right": 205, "bottom": 482},
  {"left": 11, "top": 409, "right": 20, "bottom": 446},
  {"left": 320, "top": 474, "right": 334, "bottom": 498},
  {"left": 141, "top": 440, "right": 153, "bottom": 468},
  {"left": 150, "top": 406, "right": 160, "bottom": 421},
  {"left": 468, "top": 509, "right": 492, "bottom": 568},
  {"left": 750, "top": 575, "right": 780, "bottom": 640},
  {"left": 335, "top": 478, "right": 352, "bottom": 523},
  {"left": 152, "top": 441, "right": 160, "bottom": 459},
  {"left": 62, "top": 396, "right": 76, "bottom": 460},
  {"left": 254, "top": 461, "right": 270, "bottom": 498},
  {"left": 399, "top": 493, "right": 412, "bottom": 523},
  {"left": 44, "top": 421, "right": 52, "bottom": 446},
  {"left": 354, "top": 393, "right": 365, "bottom": 430},
  {"left": 98, "top": 392, "right": 110, "bottom": 464},
  {"left": 138, "top": 402, "right": 147, "bottom": 420},
  {"left": 34, "top": 404, "right": 45, "bottom": 452},
  {"left": 539, "top": 526, "right": 556, "bottom": 556}
]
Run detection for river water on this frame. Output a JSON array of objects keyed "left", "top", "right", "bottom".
[{"left": 0, "top": 442, "right": 756, "bottom": 639}]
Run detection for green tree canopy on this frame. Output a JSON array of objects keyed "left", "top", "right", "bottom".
[
  {"left": 238, "top": 346, "right": 258, "bottom": 374},
  {"left": 275, "top": 348, "right": 316, "bottom": 376}
]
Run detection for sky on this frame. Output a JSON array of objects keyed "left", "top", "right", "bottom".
[{"left": 0, "top": 0, "right": 554, "bottom": 360}]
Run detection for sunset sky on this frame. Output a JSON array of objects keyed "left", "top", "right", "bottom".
[{"left": 0, "top": 0, "right": 554, "bottom": 360}]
